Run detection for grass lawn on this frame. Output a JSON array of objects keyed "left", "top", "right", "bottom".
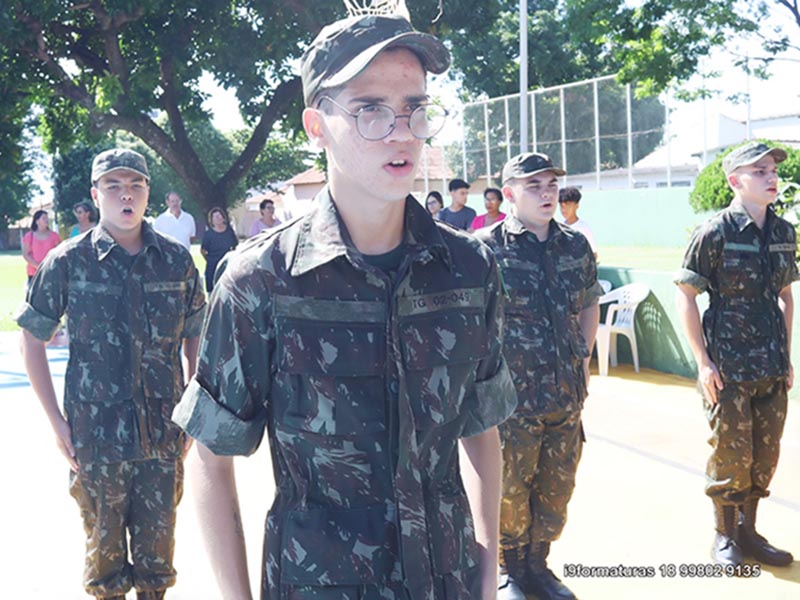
[{"left": 0, "top": 251, "right": 27, "bottom": 332}]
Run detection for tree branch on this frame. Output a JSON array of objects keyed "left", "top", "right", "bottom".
[
  {"left": 217, "top": 76, "right": 303, "bottom": 198},
  {"left": 85, "top": 0, "right": 140, "bottom": 94},
  {"left": 15, "top": 10, "right": 96, "bottom": 111}
]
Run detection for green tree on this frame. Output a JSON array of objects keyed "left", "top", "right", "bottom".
[
  {"left": 689, "top": 141, "right": 800, "bottom": 214},
  {"left": 0, "top": 77, "right": 36, "bottom": 231},
  {"left": 0, "top": 1, "right": 493, "bottom": 215}
]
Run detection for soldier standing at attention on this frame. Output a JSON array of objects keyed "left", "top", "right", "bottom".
[
  {"left": 675, "top": 141, "right": 796, "bottom": 568},
  {"left": 16, "top": 148, "right": 206, "bottom": 599},
  {"left": 475, "top": 152, "right": 601, "bottom": 600},
  {"left": 172, "top": 6, "right": 516, "bottom": 600}
]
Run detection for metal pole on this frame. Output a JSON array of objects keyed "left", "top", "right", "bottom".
[
  {"left": 531, "top": 91, "right": 537, "bottom": 152},
  {"left": 504, "top": 96, "right": 511, "bottom": 161},
  {"left": 484, "top": 102, "right": 491, "bottom": 185},
  {"left": 519, "top": 0, "right": 528, "bottom": 152},
  {"left": 626, "top": 83, "right": 633, "bottom": 188},
  {"left": 665, "top": 93, "right": 672, "bottom": 187},
  {"left": 559, "top": 87, "right": 567, "bottom": 181},
  {"left": 593, "top": 79, "right": 600, "bottom": 189},
  {"left": 461, "top": 110, "right": 468, "bottom": 180}
]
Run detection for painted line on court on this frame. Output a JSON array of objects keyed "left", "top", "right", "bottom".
[{"left": 588, "top": 431, "right": 800, "bottom": 513}]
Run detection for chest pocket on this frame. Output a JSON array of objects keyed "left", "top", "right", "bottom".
[
  {"left": 718, "top": 245, "right": 764, "bottom": 297},
  {"left": 273, "top": 298, "right": 387, "bottom": 436},
  {"left": 144, "top": 281, "right": 186, "bottom": 342},
  {"left": 399, "top": 305, "right": 489, "bottom": 429}
]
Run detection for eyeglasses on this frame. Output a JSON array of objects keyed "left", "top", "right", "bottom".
[{"left": 319, "top": 96, "right": 449, "bottom": 141}]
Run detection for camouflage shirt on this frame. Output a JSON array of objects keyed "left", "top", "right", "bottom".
[
  {"left": 476, "top": 216, "right": 602, "bottom": 415},
  {"left": 675, "top": 201, "right": 799, "bottom": 382},
  {"left": 173, "top": 189, "right": 517, "bottom": 598},
  {"left": 16, "top": 222, "right": 206, "bottom": 465}
]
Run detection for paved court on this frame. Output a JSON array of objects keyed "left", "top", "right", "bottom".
[{"left": 1, "top": 331, "right": 798, "bottom": 599}]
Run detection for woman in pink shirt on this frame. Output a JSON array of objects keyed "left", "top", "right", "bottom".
[
  {"left": 471, "top": 187, "right": 506, "bottom": 230},
  {"left": 22, "top": 210, "right": 62, "bottom": 284}
]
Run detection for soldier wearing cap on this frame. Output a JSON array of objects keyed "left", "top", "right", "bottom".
[
  {"left": 675, "top": 141, "right": 796, "bottom": 568},
  {"left": 475, "top": 152, "right": 601, "bottom": 600},
  {"left": 16, "top": 148, "right": 206, "bottom": 599},
  {"left": 172, "top": 9, "right": 516, "bottom": 600}
]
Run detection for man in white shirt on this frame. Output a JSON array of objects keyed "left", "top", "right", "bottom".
[
  {"left": 153, "top": 191, "right": 196, "bottom": 249},
  {"left": 559, "top": 186, "right": 597, "bottom": 259}
]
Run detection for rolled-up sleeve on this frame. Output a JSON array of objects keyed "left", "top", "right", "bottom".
[
  {"left": 674, "top": 223, "right": 718, "bottom": 294},
  {"left": 172, "top": 256, "right": 272, "bottom": 456},
  {"left": 15, "top": 251, "right": 67, "bottom": 341},
  {"left": 462, "top": 254, "right": 517, "bottom": 438}
]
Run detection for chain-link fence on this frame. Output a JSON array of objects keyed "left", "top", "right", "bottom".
[{"left": 449, "top": 74, "right": 677, "bottom": 190}]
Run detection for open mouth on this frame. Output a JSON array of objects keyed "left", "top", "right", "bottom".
[{"left": 122, "top": 207, "right": 134, "bottom": 215}]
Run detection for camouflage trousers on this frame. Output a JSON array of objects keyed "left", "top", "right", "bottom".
[
  {"left": 703, "top": 378, "right": 788, "bottom": 505},
  {"left": 69, "top": 457, "right": 184, "bottom": 598},
  {"left": 498, "top": 408, "right": 583, "bottom": 552},
  {"left": 270, "top": 566, "right": 482, "bottom": 600}
]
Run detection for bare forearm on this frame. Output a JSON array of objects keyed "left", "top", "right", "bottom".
[
  {"left": 21, "top": 330, "right": 62, "bottom": 427},
  {"left": 675, "top": 286, "right": 711, "bottom": 366},
  {"left": 460, "top": 427, "right": 501, "bottom": 598},
  {"left": 191, "top": 443, "right": 253, "bottom": 600},
  {"left": 183, "top": 336, "right": 200, "bottom": 380},
  {"left": 779, "top": 286, "right": 793, "bottom": 356},
  {"left": 578, "top": 302, "right": 599, "bottom": 364}
]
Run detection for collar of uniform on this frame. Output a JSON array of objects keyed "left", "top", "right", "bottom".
[
  {"left": 503, "top": 214, "right": 564, "bottom": 240},
  {"left": 290, "top": 187, "right": 452, "bottom": 276},
  {"left": 91, "top": 220, "right": 162, "bottom": 261},
  {"left": 728, "top": 200, "right": 775, "bottom": 233}
]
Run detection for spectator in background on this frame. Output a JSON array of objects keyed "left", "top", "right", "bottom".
[
  {"left": 201, "top": 207, "right": 238, "bottom": 293},
  {"left": 153, "top": 191, "right": 196, "bottom": 249},
  {"left": 22, "top": 210, "right": 62, "bottom": 285},
  {"left": 425, "top": 190, "right": 444, "bottom": 219},
  {"left": 471, "top": 187, "right": 506, "bottom": 230},
  {"left": 439, "top": 178, "right": 476, "bottom": 231},
  {"left": 69, "top": 201, "right": 97, "bottom": 237},
  {"left": 559, "top": 186, "right": 597, "bottom": 259},
  {"left": 249, "top": 198, "right": 282, "bottom": 237}
]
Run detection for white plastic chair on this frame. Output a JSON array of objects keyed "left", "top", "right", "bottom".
[
  {"left": 598, "top": 279, "right": 613, "bottom": 294},
  {"left": 595, "top": 283, "right": 650, "bottom": 376}
]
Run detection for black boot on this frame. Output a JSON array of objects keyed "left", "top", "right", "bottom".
[
  {"left": 527, "top": 542, "right": 577, "bottom": 600},
  {"left": 738, "top": 498, "right": 794, "bottom": 566},
  {"left": 711, "top": 502, "right": 744, "bottom": 566},
  {"left": 498, "top": 546, "right": 528, "bottom": 600}
]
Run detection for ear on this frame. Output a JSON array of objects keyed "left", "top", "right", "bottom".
[
  {"left": 90, "top": 186, "right": 100, "bottom": 207},
  {"left": 502, "top": 184, "right": 515, "bottom": 203},
  {"left": 727, "top": 173, "right": 740, "bottom": 189},
  {"left": 303, "top": 107, "right": 327, "bottom": 149}
]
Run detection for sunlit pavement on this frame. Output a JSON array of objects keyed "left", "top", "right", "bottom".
[{"left": 1, "top": 332, "right": 797, "bottom": 599}]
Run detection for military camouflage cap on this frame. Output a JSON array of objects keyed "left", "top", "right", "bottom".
[
  {"left": 301, "top": 14, "right": 450, "bottom": 106},
  {"left": 722, "top": 141, "right": 787, "bottom": 175},
  {"left": 502, "top": 152, "right": 566, "bottom": 183},
  {"left": 91, "top": 148, "right": 150, "bottom": 183}
]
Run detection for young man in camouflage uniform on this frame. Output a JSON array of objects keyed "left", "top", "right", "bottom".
[
  {"left": 172, "top": 11, "right": 516, "bottom": 600},
  {"left": 476, "top": 153, "right": 601, "bottom": 600},
  {"left": 17, "top": 149, "right": 206, "bottom": 599},
  {"left": 675, "top": 141, "right": 796, "bottom": 568}
]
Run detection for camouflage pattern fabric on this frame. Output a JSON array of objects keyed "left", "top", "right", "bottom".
[
  {"left": 475, "top": 216, "right": 599, "bottom": 560},
  {"left": 69, "top": 458, "right": 184, "bottom": 597},
  {"left": 476, "top": 216, "right": 602, "bottom": 416},
  {"left": 703, "top": 377, "right": 788, "bottom": 505},
  {"left": 675, "top": 202, "right": 799, "bottom": 383},
  {"left": 499, "top": 400, "right": 583, "bottom": 547},
  {"left": 16, "top": 222, "right": 206, "bottom": 464},
  {"left": 173, "top": 188, "right": 517, "bottom": 600},
  {"left": 675, "top": 202, "right": 796, "bottom": 505}
]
